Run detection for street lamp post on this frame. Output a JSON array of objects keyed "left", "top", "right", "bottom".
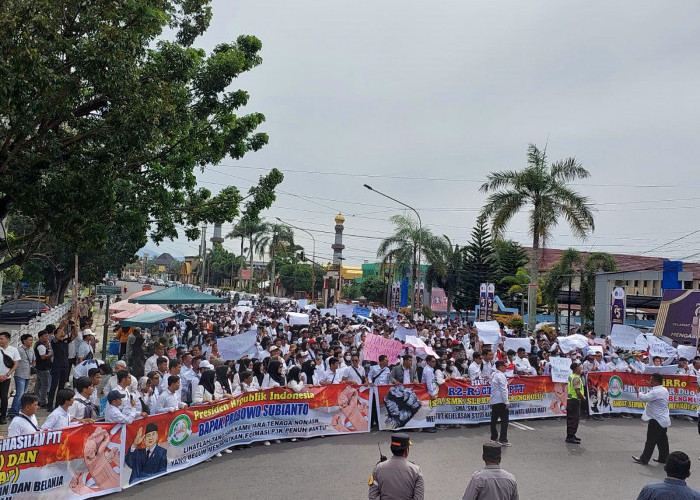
[
  {"left": 363, "top": 184, "right": 422, "bottom": 311},
  {"left": 275, "top": 217, "right": 316, "bottom": 301}
]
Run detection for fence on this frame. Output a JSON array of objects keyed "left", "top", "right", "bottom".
[{"left": 9, "top": 301, "right": 74, "bottom": 347}]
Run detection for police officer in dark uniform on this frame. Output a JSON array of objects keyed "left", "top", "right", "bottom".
[{"left": 368, "top": 433, "right": 424, "bottom": 500}]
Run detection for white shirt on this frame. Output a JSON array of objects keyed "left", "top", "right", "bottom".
[
  {"left": 41, "top": 406, "right": 73, "bottom": 430},
  {"left": 319, "top": 368, "right": 341, "bottom": 385},
  {"left": 8, "top": 412, "right": 39, "bottom": 437},
  {"left": 193, "top": 381, "right": 224, "bottom": 403},
  {"left": 153, "top": 389, "right": 185, "bottom": 414},
  {"left": 468, "top": 362, "right": 484, "bottom": 381},
  {"left": 422, "top": 365, "right": 437, "bottom": 396},
  {"left": 638, "top": 385, "right": 671, "bottom": 428},
  {"left": 0, "top": 346, "right": 20, "bottom": 376},
  {"left": 490, "top": 370, "right": 509, "bottom": 405},
  {"left": 68, "top": 393, "right": 95, "bottom": 420},
  {"left": 73, "top": 359, "right": 100, "bottom": 380},
  {"left": 368, "top": 365, "right": 390, "bottom": 385},
  {"left": 144, "top": 354, "right": 161, "bottom": 374},
  {"left": 514, "top": 356, "right": 537, "bottom": 376},
  {"left": 105, "top": 402, "right": 136, "bottom": 424},
  {"left": 342, "top": 364, "right": 366, "bottom": 384},
  {"left": 481, "top": 360, "right": 495, "bottom": 379}
]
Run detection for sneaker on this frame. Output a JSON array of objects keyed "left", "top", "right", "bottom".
[
  {"left": 291, "top": 438, "right": 298, "bottom": 442},
  {"left": 215, "top": 452, "right": 223, "bottom": 458},
  {"left": 223, "top": 449, "right": 233, "bottom": 454},
  {"left": 499, "top": 441, "right": 512, "bottom": 447},
  {"left": 621, "top": 414, "right": 632, "bottom": 419},
  {"left": 565, "top": 437, "right": 579, "bottom": 444},
  {"left": 632, "top": 456, "right": 648, "bottom": 465},
  {"left": 491, "top": 439, "right": 501, "bottom": 445},
  {"left": 263, "top": 441, "right": 271, "bottom": 446},
  {"left": 273, "top": 439, "right": 282, "bottom": 444}
]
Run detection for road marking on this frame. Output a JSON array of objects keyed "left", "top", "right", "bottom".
[{"left": 509, "top": 422, "right": 535, "bottom": 431}]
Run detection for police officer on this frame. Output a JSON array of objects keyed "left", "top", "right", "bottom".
[
  {"left": 368, "top": 433, "right": 424, "bottom": 500},
  {"left": 565, "top": 361, "right": 586, "bottom": 444}
]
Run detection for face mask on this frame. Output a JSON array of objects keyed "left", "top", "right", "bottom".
[{"left": 344, "top": 356, "right": 351, "bottom": 362}]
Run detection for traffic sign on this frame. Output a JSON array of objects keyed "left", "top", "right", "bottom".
[{"left": 96, "top": 285, "right": 122, "bottom": 295}]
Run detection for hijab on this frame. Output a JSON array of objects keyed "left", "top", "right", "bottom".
[
  {"left": 267, "top": 360, "right": 285, "bottom": 385},
  {"left": 252, "top": 360, "right": 265, "bottom": 386},
  {"left": 200, "top": 369, "right": 217, "bottom": 398},
  {"left": 287, "top": 366, "right": 302, "bottom": 384},
  {"left": 301, "top": 360, "right": 316, "bottom": 385},
  {"left": 216, "top": 365, "right": 232, "bottom": 393}
]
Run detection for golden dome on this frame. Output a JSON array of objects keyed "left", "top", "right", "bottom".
[{"left": 334, "top": 213, "right": 345, "bottom": 224}]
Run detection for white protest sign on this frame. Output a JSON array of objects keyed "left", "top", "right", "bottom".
[
  {"left": 237, "top": 300, "right": 253, "bottom": 306},
  {"left": 633, "top": 334, "right": 650, "bottom": 351},
  {"left": 611, "top": 324, "right": 643, "bottom": 350},
  {"left": 287, "top": 312, "right": 310, "bottom": 325},
  {"left": 677, "top": 345, "right": 698, "bottom": 360},
  {"left": 405, "top": 336, "right": 438, "bottom": 358},
  {"left": 591, "top": 337, "right": 607, "bottom": 346},
  {"left": 336, "top": 303, "right": 354, "bottom": 317},
  {"left": 235, "top": 305, "right": 254, "bottom": 314},
  {"left": 363, "top": 334, "right": 403, "bottom": 363},
  {"left": 504, "top": 338, "right": 531, "bottom": 353},
  {"left": 649, "top": 341, "right": 677, "bottom": 359},
  {"left": 216, "top": 330, "right": 258, "bottom": 360},
  {"left": 475, "top": 321, "right": 501, "bottom": 346},
  {"left": 301, "top": 303, "right": 317, "bottom": 311},
  {"left": 394, "top": 325, "right": 417, "bottom": 343},
  {"left": 320, "top": 308, "right": 337, "bottom": 317},
  {"left": 558, "top": 334, "right": 589, "bottom": 353},
  {"left": 296, "top": 299, "right": 308, "bottom": 311},
  {"left": 550, "top": 357, "right": 573, "bottom": 383}
]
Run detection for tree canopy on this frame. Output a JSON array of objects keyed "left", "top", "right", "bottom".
[{"left": 0, "top": 0, "right": 282, "bottom": 276}]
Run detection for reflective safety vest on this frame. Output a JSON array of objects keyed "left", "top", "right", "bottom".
[{"left": 568, "top": 373, "right": 583, "bottom": 399}]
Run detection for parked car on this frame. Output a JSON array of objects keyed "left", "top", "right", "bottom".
[
  {"left": 0, "top": 300, "right": 50, "bottom": 324},
  {"left": 155, "top": 279, "right": 165, "bottom": 286},
  {"left": 142, "top": 285, "right": 152, "bottom": 291}
]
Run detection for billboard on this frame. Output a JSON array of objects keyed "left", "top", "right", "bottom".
[{"left": 654, "top": 289, "right": 700, "bottom": 343}]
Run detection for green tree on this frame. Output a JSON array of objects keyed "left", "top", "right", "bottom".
[
  {"left": 493, "top": 239, "right": 529, "bottom": 295},
  {"left": 454, "top": 214, "right": 495, "bottom": 313},
  {"left": 425, "top": 235, "right": 463, "bottom": 316},
  {"left": 360, "top": 275, "right": 386, "bottom": 303},
  {"left": 342, "top": 282, "right": 362, "bottom": 301},
  {"left": 258, "top": 223, "right": 295, "bottom": 295},
  {"left": 278, "top": 263, "right": 324, "bottom": 296},
  {"left": 376, "top": 215, "right": 435, "bottom": 306},
  {"left": 0, "top": 1, "right": 283, "bottom": 273},
  {"left": 541, "top": 248, "right": 582, "bottom": 331},
  {"left": 480, "top": 143, "right": 595, "bottom": 330},
  {"left": 580, "top": 252, "right": 617, "bottom": 323}
]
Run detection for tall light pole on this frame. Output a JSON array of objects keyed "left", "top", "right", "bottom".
[
  {"left": 363, "top": 184, "right": 422, "bottom": 310},
  {"left": 275, "top": 217, "right": 316, "bottom": 301}
]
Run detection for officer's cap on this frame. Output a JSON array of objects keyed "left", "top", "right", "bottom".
[
  {"left": 482, "top": 442, "right": 501, "bottom": 460},
  {"left": 390, "top": 433, "right": 412, "bottom": 449}
]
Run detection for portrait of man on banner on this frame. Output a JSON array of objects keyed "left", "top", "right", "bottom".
[{"left": 125, "top": 422, "right": 168, "bottom": 484}]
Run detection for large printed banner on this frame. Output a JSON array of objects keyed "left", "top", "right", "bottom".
[
  {"left": 376, "top": 383, "right": 436, "bottom": 430},
  {"left": 122, "top": 384, "right": 372, "bottom": 487},
  {"left": 432, "top": 377, "right": 567, "bottom": 424},
  {"left": 0, "top": 385, "right": 371, "bottom": 499},
  {"left": 0, "top": 424, "right": 123, "bottom": 499},
  {"left": 586, "top": 372, "right": 698, "bottom": 416}
]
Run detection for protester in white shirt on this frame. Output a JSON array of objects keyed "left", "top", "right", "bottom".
[
  {"left": 262, "top": 360, "right": 287, "bottom": 389},
  {"left": 144, "top": 344, "right": 166, "bottom": 375},
  {"left": 193, "top": 370, "right": 224, "bottom": 404},
  {"left": 68, "top": 377, "right": 97, "bottom": 421},
  {"left": 367, "top": 356, "right": 391, "bottom": 386},
  {"left": 342, "top": 355, "right": 367, "bottom": 385},
  {"left": 42, "top": 389, "right": 92, "bottom": 430},
  {"left": 514, "top": 348, "right": 537, "bottom": 376},
  {"left": 153, "top": 376, "right": 187, "bottom": 414},
  {"left": 0, "top": 331, "right": 21, "bottom": 424},
  {"left": 8, "top": 394, "right": 40, "bottom": 437},
  {"left": 104, "top": 390, "right": 137, "bottom": 424},
  {"left": 632, "top": 372, "right": 670, "bottom": 465},
  {"left": 318, "top": 358, "right": 342, "bottom": 385}
]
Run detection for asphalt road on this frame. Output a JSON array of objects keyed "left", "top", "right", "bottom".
[{"left": 111, "top": 416, "right": 700, "bottom": 500}]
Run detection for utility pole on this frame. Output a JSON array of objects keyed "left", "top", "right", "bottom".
[
  {"left": 198, "top": 225, "right": 207, "bottom": 288},
  {"left": 73, "top": 254, "right": 79, "bottom": 323}
]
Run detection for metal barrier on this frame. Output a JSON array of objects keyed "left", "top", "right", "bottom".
[{"left": 10, "top": 301, "right": 73, "bottom": 346}]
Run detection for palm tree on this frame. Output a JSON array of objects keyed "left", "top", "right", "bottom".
[
  {"left": 261, "top": 223, "right": 295, "bottom": 295},
  {"left": 425, "top": 235, "right": 463, "bottom": 317},
  {"left": 541, "top": 248, "right": 582, "bottom": 333},
  {"left": 376, "top": 214, "right": 435, "bottom": 307},
  {"left": 480, "top": 143, "right": 595, "bottom": 331},
  {"left": 227, "top": 217, "right": 268, "bottom": 291}
]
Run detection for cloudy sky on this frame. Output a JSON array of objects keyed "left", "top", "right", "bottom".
[{"left": 150, "top": 1, "right": 700, "bottom": 266}]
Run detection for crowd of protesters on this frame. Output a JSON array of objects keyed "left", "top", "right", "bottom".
[{"left": 2, "top": 293, "right": 700, "bottom": 466}]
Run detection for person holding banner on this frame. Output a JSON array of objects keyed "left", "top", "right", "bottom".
[
  {"left": 632, "top": 373, "right": 670, "bottom": 465},
  {"left": 565, "top": 362, "right": 585, "bottom": 444},
  {"left": 490, "top": 360, "right": 510, "bottom": 447}
]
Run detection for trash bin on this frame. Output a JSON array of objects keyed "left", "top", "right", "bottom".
[{"left": 108, "top": 339, "right": 120, "bottom": 356}]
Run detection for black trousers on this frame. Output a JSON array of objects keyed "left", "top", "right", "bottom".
[
  {"left": 490, "top": 403, "right": 509, "bottom": 442},
  {"left": 640, "top": 419, "right": 669, "bottom": 463},
  {"left": 0, "top": 378, "right": 10, "bottom": 418},
  {"left": 566, "top": 399, "right": 580, "bottom": 437},
  {"left": 48, "top": 365, "right": 70, "bottom": 409}
]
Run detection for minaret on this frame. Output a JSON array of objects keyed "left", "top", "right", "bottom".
[
  {"left": 332, "top": 213, "right": 345, "bottom": 265},
  {"left": 210, "top": 222, "right": 224, "bottom": 244}
]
